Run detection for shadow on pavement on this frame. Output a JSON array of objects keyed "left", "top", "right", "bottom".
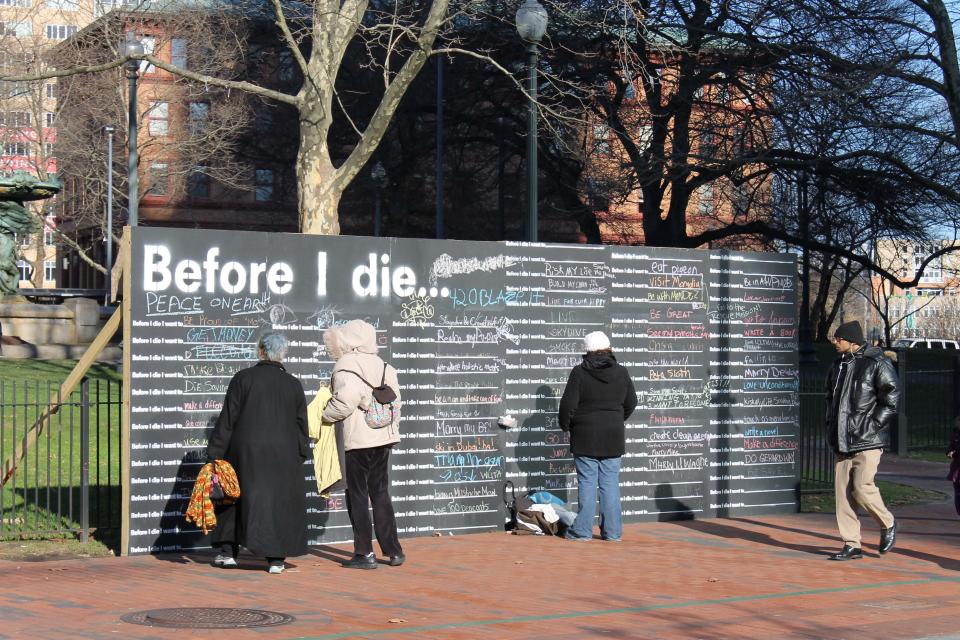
[
  {"left": 671, "top": 518, "right": 834, "bottom": 557},
  {"left": 884, "top": 546, "right": 960, "bottom": 572},
  {"left": 307, "top": 544, "right": 354, "bottom": 566}
]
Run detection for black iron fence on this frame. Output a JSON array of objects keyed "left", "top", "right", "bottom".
[
  {"left": 799, "top": 368, "right": 831, "bottom": 486},
  {"left": 799, "top": 349, "right": 960, "bottom": 489},
  {"left": 0, "top": 378, "right": 121, "bottom": 541},
  {"left": 0, "top": 349, "right": 955, "bottom": 540}
]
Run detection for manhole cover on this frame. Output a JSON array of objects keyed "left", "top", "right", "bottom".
[{"left": 121, "top": 607, "right": 295, "bottom": 628}]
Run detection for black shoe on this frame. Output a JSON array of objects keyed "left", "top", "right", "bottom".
[
  {"left": 388, "top": 553, "right": 405, "bottom": 567},
  {"left": 828, "top": 545, "right": 863, "bottom": 561},
  {"left": 879, "top": 520, "right": 897, "bottom": 554},
  {"left": 343, "top": 553, "right": 377, "bottom": 569}
]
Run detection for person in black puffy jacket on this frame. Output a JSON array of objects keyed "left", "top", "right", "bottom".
[
  {"left": 824, "top": 320, "right": 899, "bottom": 561},
  {"left": 558, "top": 331, "right": 637, "bottom": 541}
]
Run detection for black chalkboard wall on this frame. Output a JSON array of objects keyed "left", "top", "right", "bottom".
[{"left": 125, "top": 227, "right": 799, "bottom": 555}]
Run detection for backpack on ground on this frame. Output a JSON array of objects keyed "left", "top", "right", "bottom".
[{"left": 339, "top": 364, "right": 400, "bottom": 429}]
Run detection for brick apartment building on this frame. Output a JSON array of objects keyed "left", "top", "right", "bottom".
[
  {"left": 0, "top": 0, "right": 105, "bottom": 287},
  {"left": 52, "top": 4, "right": 299, "bottom": 287}
]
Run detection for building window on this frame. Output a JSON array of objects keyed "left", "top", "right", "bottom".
[
  {"left": 0, "top": 52, "right": 30, "bottom": 72},
  {"left": 45, "top": 112, "right": 54, "bottom": 126},
  {"left": 733, "top": 126, "right": 750, "bottom": 153},
  {"left": 188, "top": 101, "right": 208, "bottom": 135},
  {"left": 148, "top": 101, "right": 168, "bottom": 136},
  {"left": 171, "top": 38, "right": 187, "bottom": 68},
  {"left": 187, "top": 167, "right": 210, "bottom": 198},
  {"left": 255, "top": 168, "right": 274, "bottom": 202},
  {"left": 44, "top": 142, "right": 54, "bottom": 156},
  {"left": 17, "top": 260, "right": 31, "bottom": 281},
  {"left": 278, "top": 50, "right": 294, "bottom": 82},
  {"left": 732, "top": 183, "right": 750, "bottom": 218},
  {"left": 700, "top": 131, "right": 716, "bottom": 158},
  {"left": 43, "top": 260, "right": 55, "bottom": 281},
  {"left": 2, "top": 81, "right": 29, "bottom": 98},
  {"left": 254, "top": 108, "right": 273, "bottom": 134},
  {"left": 140, "top": 36, "right": 156, "bottom": 73},
  {"left": 5, "top": 142, "right": 30, "bottom": 156},
  {"left": 94, "top": 0, "right": 122, "bottom": 15},
  {"left": 1, "top": 112, "right": 31, "bottom": 127},
  {"left": 45, "top": 24, "right": 77, "bottom": 39},
  {"left": 4, "top": 21, "right": 33, "bottom": 38},
  {"left": 637, "top": 124, "right": 653, "bottom": 150},
  {"left": 914, "top": 244, "right": 943, "bottom": 283},
  {"left": 714, "top": 73, "right": 730, "bottom": 104},
  {"left": 46, "top": 83, "right": 57, "bottom": 99},
  {"left": 247, "top": 44, "right": 264, "bottom": 77},
  {"left": 43, "top": 227, "right": 54, "bottom": 245},
  {"left": 592, "top": 123, "right": 611, "bottom": 155},
  {"left": 698, "top": 182, "right": 715, "bottom": 216},
  {"left": 0, "top": 0, "right": 31, "bottom": 7},
  {"left": 147, "top": 162, "right": 168, "bottom": 196}
]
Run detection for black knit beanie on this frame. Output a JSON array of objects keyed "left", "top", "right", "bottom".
[{"left": 834, "top": 320, "right": 865, "bottom": 345}]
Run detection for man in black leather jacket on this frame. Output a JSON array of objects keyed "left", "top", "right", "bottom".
[{"left": 824, "top": 320, "right": 899, "bottom": 560}]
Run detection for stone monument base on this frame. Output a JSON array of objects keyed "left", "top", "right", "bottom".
[{"left": 0, "top": 297, "right": 104, "bottom": 346}]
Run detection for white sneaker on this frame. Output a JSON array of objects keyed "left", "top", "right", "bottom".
[
  {"left": 267, "top": 563, "right": 285, "bottom": 574},
  {"left": 213, "top": 554, "right": 238, "bottom": 568}
]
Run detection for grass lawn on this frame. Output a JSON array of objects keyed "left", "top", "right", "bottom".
[
  {"left": 907, "top": 448, "right": 951, "bottom": 463},
  {"left": 801, "top": 479, "right": 946, "bottom": 513},
  {"left": 0, "top": 537, "right": 114, "bottom": 561},
  {"left": 0, "top": 359, "right": 122, "bottom": 542}
]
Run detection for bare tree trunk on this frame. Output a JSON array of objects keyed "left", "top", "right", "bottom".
[
  {"left": 296, "top": 120, "right": 340, "bottom": 235},
  {"left": 30, "top": 229, "right": 44, "bottom": 288},
  {"left": 917, "top": 0, "right": 960, "bottom": 145}
]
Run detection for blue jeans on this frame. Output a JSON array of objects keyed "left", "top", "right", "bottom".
[{"left": 567, "top": 455, "right": 622, "bottom": 540}]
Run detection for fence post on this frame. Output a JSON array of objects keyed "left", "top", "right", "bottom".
[
  {"left": 896, "top": 350, "right": 908, "bottom": 456},
  {"left": 79, "top": 377, "right": 89, "bottom": 544}
]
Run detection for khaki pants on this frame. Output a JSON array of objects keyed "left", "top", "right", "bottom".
[{"left": 834, "top": 449, "right": 895, "bottom": 548}]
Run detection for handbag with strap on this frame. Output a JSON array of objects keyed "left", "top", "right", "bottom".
[{"left": 337, "top": 363, "right": 400, "bottom": 429}]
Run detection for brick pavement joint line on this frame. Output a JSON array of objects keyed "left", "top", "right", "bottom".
[{"left": 294, "top": 576, "right": 960, "bottom": 640}]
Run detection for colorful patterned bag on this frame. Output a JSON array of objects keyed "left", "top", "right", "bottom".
[{"left": 340, "top": 364, "right": 399, "bottom": 429}]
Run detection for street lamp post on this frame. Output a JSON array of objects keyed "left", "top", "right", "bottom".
[
  {"left": 371, "top": 161, "right": 387, "bottom": 237},
  {"left": 515, "top": 0, "right": 547, "bottom": 242},
  {"left": 797, "top": 172, "right": 817, "bottom": 365},
  {"left": 436, "top": 56, "right": 444, "bottom": 240},
  {"left": 103, "top": 125, "right": 114, "bottom": 301},
  {"left": 496, "top": 116, "right": 506, "bottom": 240},
  {"left": 124, "top": 31, "right": 144, "bottom": 227}
]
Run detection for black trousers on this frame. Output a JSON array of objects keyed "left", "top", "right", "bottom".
[{"left": 344, "top": 445, "right": 403, "bottom": 557}]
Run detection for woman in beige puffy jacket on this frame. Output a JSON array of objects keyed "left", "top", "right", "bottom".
[{"left": 322, "top": 319, "right": 404, "bottom": 569}]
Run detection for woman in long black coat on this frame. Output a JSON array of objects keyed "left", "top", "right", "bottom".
[
  {"left": 206, "top": 332, "right": 309, "bottom": 573},
  {"left": 558, "top": 331, "right": 637, "bottom": 541}
]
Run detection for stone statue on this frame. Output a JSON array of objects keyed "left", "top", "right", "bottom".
[{"left": 0, "top": 171, "right": 61, "bottom": 295}]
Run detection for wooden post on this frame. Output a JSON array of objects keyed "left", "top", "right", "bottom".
[{"left": 120, "top": 227, "right": 133, "bottom": 556}]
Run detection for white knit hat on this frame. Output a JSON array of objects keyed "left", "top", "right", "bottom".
[{"left": 583, "top": 331, "right": 611, "bottom": 352}]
